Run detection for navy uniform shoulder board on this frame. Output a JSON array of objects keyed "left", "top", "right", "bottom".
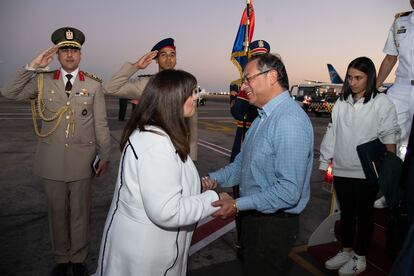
[
  {"left": 395, "top": 11, "right": 412, "bottom": 19},
  {"left": 82, "top": 71, "right": 102, "bottom": 83},
  {"left": 393, "top": 11, "right": 413, "bottom": 48}
]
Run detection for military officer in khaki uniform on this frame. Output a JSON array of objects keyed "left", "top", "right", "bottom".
[
  {"left": 104, "top": 38, "right": 198, "bottom": 161},
  {"left": 1, "top": 27, "right": 111, "bottom": 276}
]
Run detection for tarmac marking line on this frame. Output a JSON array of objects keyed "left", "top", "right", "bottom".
[
  {"left": 198, "top": 141, "right": 231, "bottom": 157},
  {"left": 198, "top": 121, "right": 233, "bottom": 133},
  {"left": 198, "top": 138, "right": 232, "bottom": 153},
  {"left": 288, "top": 244, "right": 326, "bottom": 276}
]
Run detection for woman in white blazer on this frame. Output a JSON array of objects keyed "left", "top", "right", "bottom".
[{"left": 93, "top": 69, "right": 229, "bottom": 276}]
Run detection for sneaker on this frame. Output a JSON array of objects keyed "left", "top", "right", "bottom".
[
  {"left": 325, "top": 250, "right": 352, "bottom": 270},
  {"left": 374, "top": 196, "right": 388, "bottom": 209},
  {"left": 339, "top": 255, "right": 367, "bottom": 276}
]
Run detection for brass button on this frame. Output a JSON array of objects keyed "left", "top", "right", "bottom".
[
  {"left": 66, "top": 101, "right": 70, "bottom": 106},
  {"left": 89, "top": 141, "right": 93, "bottom": 144},
  {"left": 83, "top": 102, "right": 87, "bottom": 105},
  {"left": 51, "top": 90, "right": 55, "bottom": 94},
  {"left": 49, "top": 98, "right": 52, "bottom": 102},
  {"left": 66, "top": 115, "right": 70, "bottom": 120},
  {"left": 65, "top": 143, "right": 69, "bottom": 148}
]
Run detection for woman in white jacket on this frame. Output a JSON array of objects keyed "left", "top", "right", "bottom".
[
  {"left": 319, "top": 57, "right": 400, "bottom": 276},
  {"left": 94, "top": 69, "right": 229, "bottom": 276}
]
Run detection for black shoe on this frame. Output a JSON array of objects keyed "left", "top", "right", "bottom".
[
  {"left": 72, "top": 263, "right": 89, "bottom": 276},
  {"left": 50, "top": 263, "right": 69, "bottom": 276}
]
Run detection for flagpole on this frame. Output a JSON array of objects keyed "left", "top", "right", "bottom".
[{"left": 244, "top": 0, "right": 251, "bottom": 53}]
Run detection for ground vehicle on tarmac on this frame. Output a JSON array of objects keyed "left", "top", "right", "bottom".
[{"left": 291, "top": 64, "right": 343, "bottom": 116}]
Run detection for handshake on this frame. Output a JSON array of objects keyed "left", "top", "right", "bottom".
[{"left": 201, "top": 176, "right": 238, "bottom": 219}]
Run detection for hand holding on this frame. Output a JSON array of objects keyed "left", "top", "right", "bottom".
[
  {"left": 133, "top": 51, "right": 158, "bottom": 70},
  {"left": 29, "top": 46, "right": 59, "bottom": 69},
  {"left": 212, "top": 196, "right": 238, "bottom": 219},
  {"left": 201, "top": 176, "right": 217, "bottom": 192}
]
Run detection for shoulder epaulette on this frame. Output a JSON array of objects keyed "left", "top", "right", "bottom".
[
  {"left": 137, "top": 74, "right": 153, "bottom": 78},
  {"left": 395, "top": 11, "right": 412, "bottom": 19},
  {"left": 82, "top": 71, "right": 102, "bottom": 83}
]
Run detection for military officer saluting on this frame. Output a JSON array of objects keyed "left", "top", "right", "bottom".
[
  {"left": 1, "top": 27, "right": 111, "bottom": 276},
  {"left": 104, "top": 38, "right": 199, "bottom": 161}
]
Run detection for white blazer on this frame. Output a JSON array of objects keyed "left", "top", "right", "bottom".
[{"left": 94, "top": 126, "right": 219, "bottom": 276}]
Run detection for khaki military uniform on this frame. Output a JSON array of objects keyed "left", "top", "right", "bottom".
[
  {"left": 104, "top": 62, "right": 198, "bottom": 160},
  {"left": 2, "top": 68, "right": 111, "bottom": 263}
]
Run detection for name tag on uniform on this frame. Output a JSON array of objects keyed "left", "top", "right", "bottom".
[{"left": 397, "top": 26, "right": 406, "bottom": 34}]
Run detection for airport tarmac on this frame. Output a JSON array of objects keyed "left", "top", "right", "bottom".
[{"left": 0, "top": 95, "right": 334, "bottom": 276}]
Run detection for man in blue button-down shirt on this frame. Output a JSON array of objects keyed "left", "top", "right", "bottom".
[{"left": 202, "top": 53, "right": 313, "bottom": 275}]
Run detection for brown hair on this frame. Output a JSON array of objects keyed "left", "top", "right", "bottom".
[{"left": 120, "top": 69, "right": 197, "bottom": 162}]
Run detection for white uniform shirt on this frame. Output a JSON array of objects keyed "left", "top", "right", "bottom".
[{"left": 383, "top": 12, "right": 414, "bottom": 80}]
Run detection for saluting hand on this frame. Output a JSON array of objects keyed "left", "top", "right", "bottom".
[
  {"left": 95, "top": 160, "right": 109, "bottom": 177},
  {"left": 29, "top": 45, "right": 59, "bottom": 69},
  {"left": 201, "top": 176, "right": 218, "bottom": 192},
  {"left": 133, "top": 51, "right": 158, "bottom": 70}
]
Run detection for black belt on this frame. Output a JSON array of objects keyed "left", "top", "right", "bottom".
[{"left": 240, "top": 210, "right": 299, "bottom": 218}]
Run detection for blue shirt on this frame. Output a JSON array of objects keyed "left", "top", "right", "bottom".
[{"left": 210, "top": 91, "right": 314, "bottom": 214}]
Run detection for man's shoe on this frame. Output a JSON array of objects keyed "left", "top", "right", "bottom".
[
  {"left": 374, "top": 196, "right": 388, "bottom": 208},
  {"left": 325, "top": 250, "right": 353, "bottom": 270},
  {"left": 338, "top": 255, "right": 367, "bottom": 276},
  {"left": 72, "top": 263, "right": 89, "bottom": 276},
  {"left": 50, "top": 263, "right": 69, "bottom": 276}
]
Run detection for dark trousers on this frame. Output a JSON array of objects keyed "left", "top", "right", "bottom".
[
  {"left": 118, "top": 98, "right": 128, "bottom": 121},
  {"left": 240, "top": 212, "right": 299, "bottom": 276},
  {"left": 334, "top": 176, "right": 379, "bottom": 256}
]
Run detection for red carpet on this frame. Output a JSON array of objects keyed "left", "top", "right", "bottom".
[{"left": 308, "top": 208, "right": 396, "bottom": 275}]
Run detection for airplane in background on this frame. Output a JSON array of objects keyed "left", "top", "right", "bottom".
[
  {"left": 327, "top": 63, "right": 343, "bottom": 84},
  {"left": 292, "top": 63, "right": 394, "bottom": 116}
]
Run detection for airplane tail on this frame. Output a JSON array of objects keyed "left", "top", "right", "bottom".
[{"left": 327, "top": 64, "right": 343, "bottom": 84}]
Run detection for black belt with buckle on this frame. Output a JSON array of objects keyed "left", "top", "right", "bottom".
[{"left": 241, "top": 209, "right": 299, "bottom": 218}]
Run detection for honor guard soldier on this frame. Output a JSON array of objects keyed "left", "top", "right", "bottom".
[
  {"left": 1, "top": 27, "right": 111, "bottom": 276},
  {"left": 228, "top": 39, "right": 271, "bottom": 257},
  {"left": 104, "top": 38, "right": 199, "bottom": 161},
  {"left": 375, "top": 0, "right": 414, "bottom": 209}
]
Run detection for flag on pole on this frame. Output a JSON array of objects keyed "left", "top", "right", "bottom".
[{"left": 230, "top": 0, "right": 255, "bottom": 77}]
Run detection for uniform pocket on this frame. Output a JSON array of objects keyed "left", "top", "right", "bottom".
[{"left": 75, "top": 95, "right": 94, "bottom": 119}]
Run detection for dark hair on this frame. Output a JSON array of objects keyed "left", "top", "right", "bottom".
[
  {"left": 120, "top": 69, "right": 197, "bottom": 162},
  {"left": 341, "top": 56, "right": 378, "bottom": 104},
  {"left": 248, "top": 53, "right": 289, "bottom": 90}
]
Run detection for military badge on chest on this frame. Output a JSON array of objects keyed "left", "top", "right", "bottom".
[{"left": 75, "top": 88, "right": 92, "bottom": 117}]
